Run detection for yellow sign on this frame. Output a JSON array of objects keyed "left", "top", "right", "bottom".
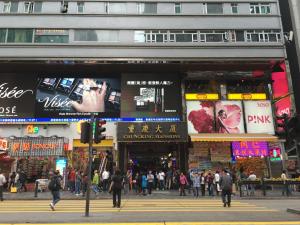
[
  {"left": 227, "top": 93, "right": 267, "bottom": 100},
  {"left": 185, "top": 93, "right": 219, "bottom": 100}
]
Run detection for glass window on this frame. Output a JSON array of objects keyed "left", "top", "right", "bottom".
[
  {"left": 206, "top": 33, "right": 223, "bottom": 42},
  {"left": 250, "top": 3, "right": 270, "bottom": 14},
  {"left": 134, "top": 31, "right": 145, "bottom": 42},
  {"left": 10, "top": 2, "right": 18, "bottom": 13},
  {"left": 231, "top": 3, "right": 238, "bottom": 14},
  {"left": 235, "top": 31, "right": 245, "bottom": 42},
  {"left": 3, "top": 2, "right": 10, "bottom": 13},
  {"left": 138, "top": 3, "right": 157, "bottom": 14},
  {"left": 108, "top": 3, "right": 127, "bottom": 14},
  {"left": 175, "top": 34, "right": 192, "bottom": 42},
  {"left": 61, "top": 1, "right": 68, "bottom": 13},
  {"left": 24, "top": 2, "right": 34, "bottom": 13},
  {"left": 0, "top": 29, "right": 7, "bottom": 42},
  {"left": 7, "top": 29, "right": 33, "bottom": 43},
  {"left": 34, "top": 2, "right": 42, "bottom": 13},
  {"left": 174, "top": 3, "right": 181, "bottom": 14},
  {"left": 77, "top": 2, "right": 84, "bottom": 13},
  {"left": 34, "top": 29, "right": 69, "bottom": 43},
  {"left": 74, "top": 30, "right": 119, "bottom": 42},
  {"left": 206, "top": 3, "right": 223, "bottom": 14}
]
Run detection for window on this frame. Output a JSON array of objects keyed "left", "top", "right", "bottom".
[
  {"left": 205, "top": 3, "right": 223, "bottom": 14},
  {"left": 0, "top": 29, "right": 7, "bottom": 42},
  {"left": 174, "top": 3, "right": 181, "bottom": 14},
  {"left": 144, "top": 31, "right": 168, "bottom": 43},
  {"left": 74, "top": 30, "right": 119, "bottom": 42},
  {"left": 231, "top": 3, "right": 238, "bottom": 14},
  {"left": 138, "top": 3, "right": 157, "bottom": 14},
  {"left": 134, "top": 31, "right": 146, "bottom": 42},
  {"left": 7, "top": 29, "right": 33, "bottom": 43},
  {"left": 107, "top": 3, "right": 127, "bottom": 14},
  {"left": 245, "top": 30, "right": 281, "bottom": 42},
  {"left": 24, "top": 2, "right": 42, "bottom": 13},
  {"left": 235, "top": 31, "right": 245, "bottom": 42},
  {"left": 3, "top": 1, "right": 18, "bottom": 13},
  {"left": 61, "top": 1, "right": 68, "bottom": 13},
  {"left": 34, "top": 29, "right": 69, "bottom": 43},
  {"left": 77, "top": 2, "right": 84, "bottom": 13},
  {"left": 250, "top": 3, "right": 270, "bottom": 14}
]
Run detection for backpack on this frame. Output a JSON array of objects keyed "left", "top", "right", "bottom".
[{"left": 48, "top": 177, "right": 59, "bottom": 191}]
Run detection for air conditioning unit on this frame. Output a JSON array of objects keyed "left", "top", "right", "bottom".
[{"left": 224, "top": 32, "right": 229, "bottom": 40}]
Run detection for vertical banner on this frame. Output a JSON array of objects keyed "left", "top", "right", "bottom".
[
  {"left": 187, "top": 101, "right": 215, "bottom": 133},
  {"left": 215, "top": 101, "right": 244, "bottom": 134},
  {"left": 244, "top": 100, "right": 275, "bottom": 134}
]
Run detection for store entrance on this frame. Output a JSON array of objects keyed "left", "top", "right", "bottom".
[{"left": 126, "top": 143, "right": 179, "bottom": 174}]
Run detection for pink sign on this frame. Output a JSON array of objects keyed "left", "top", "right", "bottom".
[{"left": 232, "top": 141, "right": 269, "bottom": 157}]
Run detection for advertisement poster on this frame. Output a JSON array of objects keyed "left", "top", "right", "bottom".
[
  {"left": 35, "top": 77, "right": 121, "bottom": 118},
  {"left": 215, "top": 101, "right": 244, "bottom": 134},
  {"left": 56, "top": 158, "right": 67, "bottom": 176},
  {"left": 232, "top": 141, "right": 269, "bottom": 157},
  {"left": 121, "top": 74, "right": 181, "bottom": 118},
  {"left": 0, "top": 75, "right": 35, "bottom": 118},
  {"left": 187, "top": 101, "right": 215, "bottom": 133},
  {"left": 244, "top": 100, "right": 275, "bottom": 134}
]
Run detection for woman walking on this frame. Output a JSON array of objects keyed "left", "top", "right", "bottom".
[
  {"left": 192, "top": 172, "right": 201, "bottom": 198},
  {"left": 179, "top": 172, "right": 188, "bottom": 196}
]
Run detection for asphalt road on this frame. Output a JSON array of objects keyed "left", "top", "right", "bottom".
[{"left": 0, "top": 198, "right": 299, "bottom": 224}]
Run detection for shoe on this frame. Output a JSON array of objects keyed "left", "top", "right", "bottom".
[
  {"left": 49, "top": 203, "right": 55, "bottom": 211},
  {"left": 117, "top": 205, "right": 120, "bottom": 208},
  {"left": 228, "top": 203, "right": 231, "bottom": 207},
  {"left": 223, "top": 203, "right": 226, "bottom": 207},
  {"left": 113, "top": 205, "right": 116, "bottom": 208}
]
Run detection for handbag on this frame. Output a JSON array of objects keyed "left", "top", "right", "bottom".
[{"left": 10, "top": 186, "right": 17, "bottom": 193}]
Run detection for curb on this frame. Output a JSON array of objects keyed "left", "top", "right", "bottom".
[{"left": 287, "top": 208, "right": 300, "bottom": 215}]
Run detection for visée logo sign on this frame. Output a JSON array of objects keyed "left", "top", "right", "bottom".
[{"left": 26, "top": 125, "right": 39, "bottom": 134}]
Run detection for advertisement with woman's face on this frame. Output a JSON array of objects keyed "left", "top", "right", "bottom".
[{"left": 215, "top": 101, "right": 245, "bottom": 134}]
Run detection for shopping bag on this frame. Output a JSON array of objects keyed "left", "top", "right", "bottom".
[{"left": 10, "top": 187, "right": 17, "bottom": 193}]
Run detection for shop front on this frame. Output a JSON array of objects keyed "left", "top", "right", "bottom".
[
  {"left": 8, "top": 137, "right": 69, "bottom": 185},
  {"left": 117, "top": 122, "right": 188, "bottom": 174}
]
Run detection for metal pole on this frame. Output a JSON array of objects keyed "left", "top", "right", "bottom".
[{"left": 85, "top": 113, "right": 94, "bottom": 217}]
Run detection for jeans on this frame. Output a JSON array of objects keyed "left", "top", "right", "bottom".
[
  {"left": 180, "top": 184, "right": 186, "bottom": 196},
  {"left": 208, "top": 183, "right": 214, "bottom": 196},
  {"left": 193, "top": 187, "right": 200, "bottom": 197},
  {"left": 113, "top": 189, "right": 121, "bottom": 207},
  {"left": 282, "top": 183, "right": 291, "bottom": 196},
  {"left": 159, "top": 180, "right": 165, "bottom": 190},
  {"left": 201, "top": 184, "right": 205, "bottom": 196},
  {"left": 75, "top": 181, "right": 81, "bottom": 194},
  {"left": 103, "top": 179, "right": 109, "bottom": 192},
  {"left": 222, "top": 189, "right": 231, "bottom": 205},
  {"left": 0, "top": 186, "right": 3, "bottom": 201},
  {"left": 148, "top": 182, "right": 153, "bottom": 194},
  {"left": 92, "top": 184, "right": 99, "bottom": 193},
  {"left": 249, "top": 184, "right": 255, "bottom": 196},
  {"left": 51, "top": 190, "right": 60, "bottom": 206}
]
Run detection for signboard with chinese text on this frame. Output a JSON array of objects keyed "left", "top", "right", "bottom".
[
  {"left": 8, "top": 137, "right": 68, "bottom": 157},
  {"left": 232, "top": 141, "right": 269, "bottom": 157},
  {"left": 227, "top": 93, "right": 267, "bottom": 100},
  {"left": 244, "top": 100, "right": 275, "bottom": 134},
  {"left": 117, "top": 122, "right": 187, "bottom": 142},
  {"left": 185, "top": 93, "right": 219, "bottom": 100}
]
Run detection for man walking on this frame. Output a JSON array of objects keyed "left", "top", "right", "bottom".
[
  {"left": 0, "top": 169, "right": 7, "bottom": 201},
  {"left": 102, "top": 169, "right": 110, "bottom": 192},
  {"left": 48, "top": 170, "right": 62, "bottom": 211},
  {"left": 220, "top": 169, "right": 232, "bottom": 207},
  {"left": 110, "top": 170, "right": 123, "bottom": 208},
  {"left": 147, "top": 171, "right": 154, "bottom": 195}
]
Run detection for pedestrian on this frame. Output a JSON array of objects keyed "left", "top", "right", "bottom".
[
  {"left": 248, "top": 171, "right": 257, "bottom": 196},
  {"left": 48, "top": 170, "right": 62, "bottom": 211},
  {"left": 166, "top": 169, "right": 173, "bottom": 190},
  {"left": 92, "top": 170, "right": 100, "bottom": 195},
  {"left": 214, "top": 171, "right": 221, "bottom": 196},
  {"left": 179, "top": 172, "right": 188, "bottom": 196},
  {"left": 102, "top": 169, "right": 110, "bottom": 192},
  {"left": 281, "top": 170, "right": 290, "bottom": 196},
  {"left": 206, "top": 170, "right": 214, "bottom": 196},
  {"left": 142, "top": 173, "right": 148, "bottom": 196},
  {"left": 126, "top": 170, "right": 133, "bottom": 191},
  {"left": 200, "top": 173, "right": 206, "bottom": 196},
  {"left": 239, "top": 169, "right": 249, "bottom": 196},
  {"left": 220, "top": 169, "right": 232, "bottom": 207},
  {"left": 8, "top": 172, "right": 16, "bottom": 190},
  {"left": 75, "top": 170, "right": 81, "bottom": 196},
  {"left": 133, "top": 172, "right": 139, "bottom": 193},
  {"left": 147, "top": 171, "right": 154, "bottom": 195},
  {"left": 110, "top": 170, "right": 123, "bottom": 208},
  {"left": 158, "top": 170, "right": 165, "bottom": 190},
  {"left": 0, "top": 169, "right": 7, "bottom": 201},
  {"left": 81, "top": 172, "right": 88, "bottom": 197},
  {"left": 192, "top": 172, "right": 200, "bottom": 198},
  {"left": 19, "top": 170, "right": 27, "bottom": 192},
  {"left": 68, "top": 168, "right": 76, "bottom": 193}
]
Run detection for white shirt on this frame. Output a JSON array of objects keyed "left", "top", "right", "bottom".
[
  {"left": 0, "top": 174, "right": 6, "bottom": 186},
  {"left": 214, "top": 173, "right": 220, "bottom": 182},
  {"left": 159, "top": 172, "right": 165, "bottom": 181},
  {"left": 248, "top": 174, "right": 257, "bottom": 181},
  {"left": 102, "top": 171, "right": 109, "bottom": 180},
  {"left": 281, "top": 173, "right": 287, "bottom": 180}
]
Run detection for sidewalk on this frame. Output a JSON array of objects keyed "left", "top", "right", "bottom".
[{"left": 3, "top": 189, "right": 300, "bottom": 200}]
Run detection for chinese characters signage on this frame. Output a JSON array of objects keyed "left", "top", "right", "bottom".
[
  {"left": 232, "top": 141, "right": 269, "bottom": 157},
  {"left": 8, "top": 137, "right": 68, "bottom": 157},
  {"left": 117, "top": 122, "right": 187, "bottom": 142},
  {"left": 0, "top": 139, "right": 8, "bottom": 151}
]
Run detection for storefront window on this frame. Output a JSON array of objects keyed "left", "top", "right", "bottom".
[
  {"left": 185, "top": 80, "right": 220, "bottom": 93},
  {"left": 227, "top": 80, "right": 267, "bottom": 94},
  {"left": 7, "top": 29, "right": 33, "bottom": 43}
]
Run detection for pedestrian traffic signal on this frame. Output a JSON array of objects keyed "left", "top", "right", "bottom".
[
  {"left": 80, "top": 121, "right": 91, "bottom": 144},
  {"left": 94, "top": 119, "right": 106, "bottom": 144}
]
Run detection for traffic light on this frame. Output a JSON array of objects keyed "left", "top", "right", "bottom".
[
  {"left": 94, "top": 119, "right": 106, "bottom": 144},
  {"left": 275, "top": 113, "right": 298, "bottom": 142},
  {"left": 80, "top": 121, "right": 91, "bottom": 144}
]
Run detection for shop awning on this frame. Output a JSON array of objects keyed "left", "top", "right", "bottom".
[
  {"left": 191, "top": 133, "right": 278, "bottom": 142},
  {"left": 73, "top": 139, "right": 113, "bottom": 148}
]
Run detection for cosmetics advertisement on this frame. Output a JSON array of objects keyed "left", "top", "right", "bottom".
[
  {"left": 121, "top": 74, "right": 181, "bottom": 118},
  {"left": 187, "top": 101, "right": 215, "bottom": 134},
  {"left": 0, "top": 75, "right": 36, "bottom": 118},
  {"left": 35, "top": 77, "right": 121, "bottom": 118},
  {"left": 244, "top": 100, "right": 275, "bottom": 134},
  {"left": 215, "top": 101, "right": 245, "bottom": 134}
]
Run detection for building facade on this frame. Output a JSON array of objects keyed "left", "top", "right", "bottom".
[{"left": 0, "top": 0, "right": 295, "bottom": 179}]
